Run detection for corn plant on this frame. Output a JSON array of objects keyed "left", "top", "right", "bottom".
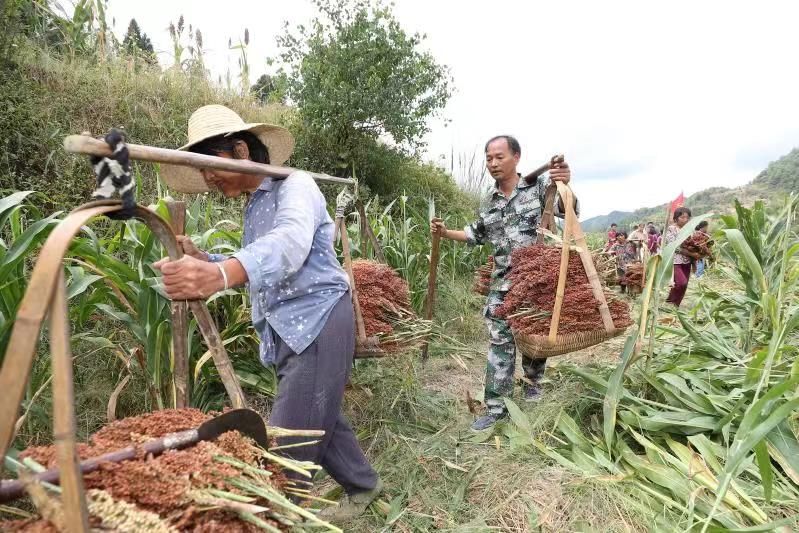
[
  {"left": 0, "top": 192, "right": 276, "bottom": 421},
  {"left": 502, "top": 196, "right": 799, "bottom": 530}
]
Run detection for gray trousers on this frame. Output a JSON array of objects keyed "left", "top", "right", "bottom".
[{"left": 270, "top": 291, "right": 378, "bottom": 495}]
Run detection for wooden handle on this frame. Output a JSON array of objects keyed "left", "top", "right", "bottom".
[
  {"left": 64, "top": 135, "right": 354, "bottom": 186},
  {"left": 337, "top": 218, "right": 368, "bottom": 341},
  {"left": 523, "top": 154, "right": 564, "bottom": 185},
  {"left": 420, "top": 232, "right": 441, "bottom": 360}
]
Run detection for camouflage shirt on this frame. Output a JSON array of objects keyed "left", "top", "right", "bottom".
[{"left": 464, "top": 175, "right": 577, "bottom": 292}]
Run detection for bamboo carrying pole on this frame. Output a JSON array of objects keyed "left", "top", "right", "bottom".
[
  {"left": 165, "top": 201, "right": 190, "bottom": 408},
  {"left": 335, "top": 217, "right": 381, "bottom": 355},
  {"left": 63, "top": 135, "right": 355, "bottom": 186},
  {"left": 50, "top": 271, "right": 90, "bottom": 531},
  {"left": 420, "top": 231, "right": 441, "bottom": 360},
  {"left": 539, "top": 181, "right": 616, "bottom": 342}
]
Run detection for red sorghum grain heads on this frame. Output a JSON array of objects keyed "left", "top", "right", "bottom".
[{"left": 495, "top": 244, "right": 632, "bottom": 336}]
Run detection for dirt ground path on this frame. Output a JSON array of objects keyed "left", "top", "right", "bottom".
[{"left": 330, "top": 325, "right": 639, "bottom": 532}]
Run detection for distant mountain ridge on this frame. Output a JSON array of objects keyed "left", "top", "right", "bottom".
[{"left": 581, "top": 147, "right": 799, "bottom": 232}]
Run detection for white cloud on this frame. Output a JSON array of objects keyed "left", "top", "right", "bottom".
[{"left": 107, "top": 0, "right": 799, "bottom": 218}]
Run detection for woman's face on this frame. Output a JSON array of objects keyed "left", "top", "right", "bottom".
[
  {"left": 676, "top": 212, "right": 690, "bottom": 227},
  {"left": 200, "top": 151, "right": 251, "bottom": 198},
  {"left": 616, "top": 234, "right": 626, "bottom": 243}
]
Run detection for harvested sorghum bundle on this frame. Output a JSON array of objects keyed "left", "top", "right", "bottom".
[
  {"left": 3, "top": 409, "right": 335, "bottom": 532},
  {"left": 351, "top": 260, "right": 428, "bottom": 350},
  {"left": 681, "top": 231, "right": 713, "bottom": 259},
  {"left": 473, "top": 256, "right": 494, "bottom": 296},
  {"left": 495, "top": 244, "right": 632, "bottom": 336},
  {"left": 623, "top": 262, "right": 645, "bottom": 289}
]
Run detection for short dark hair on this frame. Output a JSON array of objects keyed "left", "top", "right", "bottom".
[
  {"left": 673, "top": 207, "right": 692, "bottom": 221},
  {"left": 695, "top": 220, "right": 709, "bottom": 231},
  {"left": 484, "top": 135, "right": 521, "bottom": 156},
  {"left": 646, "top": 221, "right": 654, "bottom": 225},
  {"left": 648, "top": 226, "right": 658, "bottom": 234},
  {"left": 616, "top": 231, "right": 628, "bottom": 238},
  {"left": 190, "top": 131, "right": 270, "bottom": 164},
  {"left": 610, "top": 223, "right": 617, "bottom": 227}
]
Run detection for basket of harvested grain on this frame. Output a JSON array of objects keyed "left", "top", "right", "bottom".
[
  {"left": 497, "top": 182, "right": 632, "bottom": 359},
  {"left": 0, "top": 409, "right": 338, "bottom": 531},
  {"left": 473, "top": 256, "right": 494, "bottom": 296},
  {"left": 335, "top": 217, "right": 431, "bottom": 358}
]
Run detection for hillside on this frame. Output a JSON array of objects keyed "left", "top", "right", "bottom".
[{"left": 582, "top": 147, "right": 799, "bottom": 231}]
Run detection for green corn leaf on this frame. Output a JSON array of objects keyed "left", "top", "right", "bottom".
[
  {"left": 765, "top": 421, "right": 799, "bottom": 485},
  {"left": 722, "top": 228, "right": 767, "bottom": 294},
  {"left": 0, "top": 191, "right": 36, "bottom": 230},
  {"left": 753, "top": 441, "right": 773, "bottom": 503},
  {"left": 504, "top": 398, "right": 533, "bottom": 442},
  {"left": 0, "top": 212, "right": 60, "bottom": 274},
  {"left": 602, "top": 330, "right": 639, "bottom": 453}
]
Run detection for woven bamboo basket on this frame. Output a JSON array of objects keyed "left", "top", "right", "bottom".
[
  {"left": 0, "top": 200, "right": 248, "bottom": 530},
  {"left": 511, "top": 182, "right": 627, "bottom": 359}
]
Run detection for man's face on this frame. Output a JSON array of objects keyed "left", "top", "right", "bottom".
[
  {"left": 200, "top": 151, "right": 248, "bottom": 198},
  {"left": 485, "top": 138, "right": 520, "bottom": 181}
]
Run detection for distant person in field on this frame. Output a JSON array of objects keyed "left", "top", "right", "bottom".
[
  {"left": 431, "top": 135, "right": 576, "bottom": 431},
  {"left": 152, "top": 105, "right": 381, "bottom": 522},
  {"left": 694, "top": 220, "right": 711, "bottom": 278},
  {"left": 664, "top": 207, "right": 695, "bottom": 306},
  {"left": 610, "top": 231, "right": 637, "bottom": 293},
  {"left": 628, "top": 222, "right": 647, "bottom": 259},
  {"left": 647, "top": 225, "right": 661, "bottom": 254},
  {"left": 604, "top": 223, "right": 618, "bottom": 251}
]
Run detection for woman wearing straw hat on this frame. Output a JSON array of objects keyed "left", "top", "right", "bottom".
[{"left": 153, "top": 105, "right": 382, "bottom": 521}]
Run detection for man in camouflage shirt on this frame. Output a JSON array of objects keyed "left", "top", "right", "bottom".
[{"left": 432, "top": 135, "right": 574, "bottom": 431}]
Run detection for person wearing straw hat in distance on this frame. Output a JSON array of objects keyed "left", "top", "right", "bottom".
[
  {"left": 152, "top": 105, "right": 382, "bottom": 522},
  {"left": 431, "top": 135, "right": 575, "bottom": 432}
]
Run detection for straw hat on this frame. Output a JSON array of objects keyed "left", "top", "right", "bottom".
[{"left": 160, "top": 105, "right": 295, "bottom": 193}]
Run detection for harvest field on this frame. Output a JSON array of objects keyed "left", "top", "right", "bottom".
[{"left": 1, "top": 1, "right": 799, "bottom": 532}]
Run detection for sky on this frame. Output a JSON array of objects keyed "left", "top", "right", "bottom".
[{"left": 104, "top": 0, "right": 799, "bottom": 219}]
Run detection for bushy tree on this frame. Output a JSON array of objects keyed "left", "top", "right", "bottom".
[
  {"left": 122, "top": 18, "right": 155, "bottom": 63},
  {"left": 273, "top": 0, "right": 452, "bottom": 177},
  {"left": 251, "top": 74, "right": 284, "bottom": 104}
]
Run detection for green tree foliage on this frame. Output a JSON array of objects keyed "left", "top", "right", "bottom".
[
  {"left": 251, "top": 73, "right": 282, "bottom": 104},
  {"left": 121, "top": 18, "right": 155, "bottom": 63},
  {"left": 752, "top": 147, "right": 799, "bottom": 192},
  {"left": 274, "top": 0, "right": 452, "bottom": 162}
]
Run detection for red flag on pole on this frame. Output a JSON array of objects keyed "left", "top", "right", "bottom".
[{"left": 670, "top": 192, "right": 685, "bottom": 213}]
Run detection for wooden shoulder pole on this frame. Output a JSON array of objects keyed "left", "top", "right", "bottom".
[
  {"left": 166, "top": 201, "right": 189, "bottom": 408},
  {"left": 420, "top": 231, "right": 441, "bottom": 360}
]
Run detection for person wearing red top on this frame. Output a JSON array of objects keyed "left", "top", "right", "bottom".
[{"left": 604, "top": 223, "right": 618, "bottom": 251}]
